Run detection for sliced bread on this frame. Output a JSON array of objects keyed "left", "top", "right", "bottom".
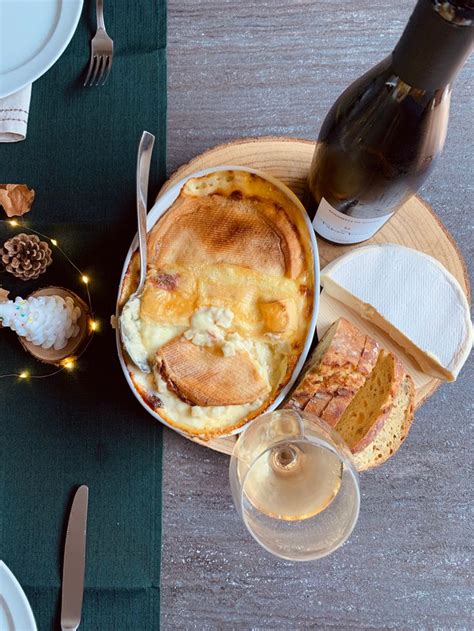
[
  {"left": 334, "top": 350, "right": 405, "bottom": 454},
  {"left": 286, "top": 318, "right": 380, "bottom": 427},
  {"left": 353, "top": 374, "right": 415, "bottom": 471},
  {"left": 286, "top": 316, "right": 416, "bottom": 470}
]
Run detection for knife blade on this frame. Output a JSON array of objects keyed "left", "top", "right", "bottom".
[{"left": 61, "top": 485, "right": 89, "bottom": 631}]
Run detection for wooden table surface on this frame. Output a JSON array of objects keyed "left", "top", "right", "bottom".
[{"left": 163, "top": 1, "right": 473, "bottom": 628}]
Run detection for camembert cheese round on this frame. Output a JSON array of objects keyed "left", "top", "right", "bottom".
[{"left": 321, "top": 244, "right": 472, "bottom": 381}]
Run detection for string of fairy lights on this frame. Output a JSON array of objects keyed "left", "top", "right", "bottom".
[{"left": 0, "top": 218, "right": 97, "bottom": 380}]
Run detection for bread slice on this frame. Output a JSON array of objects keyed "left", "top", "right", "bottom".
[
  {"left": 285, "top": 318, "right": 380, "bottom": 427},
  {"left": 334, "top": 350, "right": 405, "bottom": 453},
  {"left": 353, "top": 374, "right": 415, "bottom": 471},
  {"left": 155, "top": 336, "right": 270, "bottom": 407},
  {"left": 285, "top": 317, "right": 415, "bottom": 470}
]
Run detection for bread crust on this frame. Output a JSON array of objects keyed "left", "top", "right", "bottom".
[
  {"left": 286, "top": 318, "right": 380, "bottom": 427},
  {"left": 354, "top": 373, "right": 415, "bottom": 471},
  {"left": 287, "top": 316, "right": 416, "bottom": 470},
  {"left": 349, "top": 351, "right": 406, "bottom": 453},
  {"left": 400, "top": 375, "right": 415, "bottom": 442}
]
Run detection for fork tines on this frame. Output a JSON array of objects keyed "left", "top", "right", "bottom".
[
  {"left": 84, "top": 0, "right": 114, "bottom": 88},
  {"left": 84, "top": 48, "right": 113, "bottom": 87}
]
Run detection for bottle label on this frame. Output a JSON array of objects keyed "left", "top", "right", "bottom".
[{"left": 313, "top": 198, "right": 394, "bottom": 244}]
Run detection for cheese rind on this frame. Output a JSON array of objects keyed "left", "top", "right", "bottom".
[{"left": 321, "top": 244, "right": 472, "bottom": 382}]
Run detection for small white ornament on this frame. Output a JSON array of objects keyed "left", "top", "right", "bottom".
[{"left": 0, "top": 295, "right": 82, "bottom": 350}]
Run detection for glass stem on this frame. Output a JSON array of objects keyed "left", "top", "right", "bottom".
[{"left": 270, "top": 444, "right": 301, "bottom": 474}]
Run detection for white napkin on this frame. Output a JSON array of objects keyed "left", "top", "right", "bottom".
[{"left": 0, "top": 85, "right": 32, "bottom": 143}]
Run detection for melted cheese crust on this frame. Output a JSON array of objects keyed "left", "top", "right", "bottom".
[{"left": 141, "top": 263, "right": 309, "bottom": 342}]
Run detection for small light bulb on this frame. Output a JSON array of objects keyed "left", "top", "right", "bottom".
[
  {"left": 51, "top": 239, "right": 58, "bottom": 246},
  {"left": 81, "top": 275, "right": 89, "bottom": 284},
  {"left": 9, "top": 220, "right": 18, "bottom": 227},
  {"left": 19, "top": 371, "right": 29, "bottom": 379},
  {"left": 90, "top": 320, "right": 98, "bottom": 332},
  {"left": 62, "top": 358, "right": 75, "bottom": 370}
]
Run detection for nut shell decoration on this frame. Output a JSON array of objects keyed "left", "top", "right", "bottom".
[
  {"left": 0, "top": 184, "right": 35, "bottom": 218},
  {"left": 1, "top": 233, "right": 52, "bottom": 280}
]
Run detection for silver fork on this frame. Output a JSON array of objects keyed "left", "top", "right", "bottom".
[{"left": 84, "top": 0, "right": 113, "bottom": 87}]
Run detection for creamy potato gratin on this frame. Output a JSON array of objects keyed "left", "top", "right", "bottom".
[{"left": 119, "top": 171, "right": 314, "bottom": 438}]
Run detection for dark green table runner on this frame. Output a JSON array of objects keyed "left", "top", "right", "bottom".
[{"left": 0, "top": 2, "right": 166, "bottom": 629}]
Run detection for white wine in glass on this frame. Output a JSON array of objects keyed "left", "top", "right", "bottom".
[{"left": 229, "top": 409, "right": 360, "bottom": 561}]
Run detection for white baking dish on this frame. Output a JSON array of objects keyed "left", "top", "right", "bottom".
[{"left": 116, "top": 166, "right": 320, "bottom": 441}]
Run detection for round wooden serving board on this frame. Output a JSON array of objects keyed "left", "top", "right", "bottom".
[{"left": 159, "top": 137, "right": 470, "bottom": 456}]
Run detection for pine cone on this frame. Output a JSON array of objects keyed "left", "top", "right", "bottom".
[{"left": 1, "top": 233, "right": 52, "bottom": 280}]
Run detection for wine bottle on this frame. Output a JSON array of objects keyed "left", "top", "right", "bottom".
[{"left": 308, "top": 0, "right": 474, "bottom": 245}]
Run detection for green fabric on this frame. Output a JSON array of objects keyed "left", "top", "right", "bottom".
[{"left": 0, "top": 2, "right": 167, "bottom": 629}]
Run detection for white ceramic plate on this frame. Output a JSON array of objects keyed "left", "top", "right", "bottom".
[
  {"left": 0, "top": 562, "right": 37, "bottom": 631},
  {"left": 116, "top": 166, "right": 320, "bottom": 441},
  {"left": 0, "top": 0, "right": 83, "bottom": 98}
]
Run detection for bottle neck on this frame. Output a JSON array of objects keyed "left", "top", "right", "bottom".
[{"left": 392, "top": 0, "right": 474, "bottom": 91}]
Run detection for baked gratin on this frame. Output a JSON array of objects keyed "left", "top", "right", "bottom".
[{"left": 119, "top": 170, "right": 315, "bottom": 438}]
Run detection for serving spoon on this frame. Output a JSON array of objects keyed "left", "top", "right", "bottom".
[{"left": 119, "top": 131, "right": 155, "bottom": 373}]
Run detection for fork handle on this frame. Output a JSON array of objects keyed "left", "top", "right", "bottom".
[
  {"left": 136, "top": 132, "right": 155, "bottom": 292},
  {"left": 96, "top": 0, "right": 106, "bottom": 31}
]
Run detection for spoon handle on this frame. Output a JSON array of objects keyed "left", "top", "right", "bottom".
[{"left": 136, "top": 131, "right": 155, "bottom": 293}]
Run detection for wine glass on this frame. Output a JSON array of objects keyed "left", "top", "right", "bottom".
[{"left": 229, "top": 409, "right": 360, "bottom": 561}]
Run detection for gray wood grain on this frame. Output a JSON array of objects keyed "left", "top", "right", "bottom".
[{"left": 163, "top": 1, "right": 473, "bottom": 628}]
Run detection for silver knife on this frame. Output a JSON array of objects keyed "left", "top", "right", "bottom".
[{"left": 61, "top": 485, "right": 89, "bottom": 631}]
